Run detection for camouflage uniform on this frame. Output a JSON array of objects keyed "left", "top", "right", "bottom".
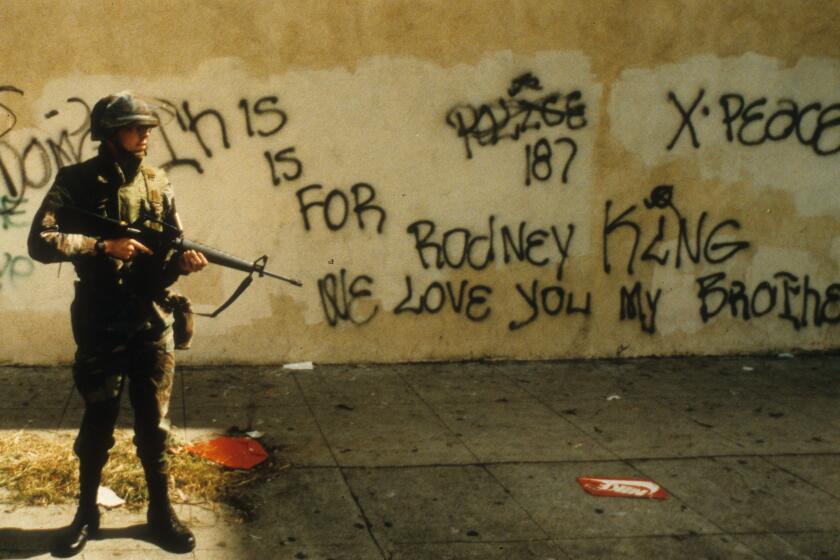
[{"left": 28, "top": 144, "right": 183, "bottom": 482}]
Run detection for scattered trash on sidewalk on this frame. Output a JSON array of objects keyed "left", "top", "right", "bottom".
[
  {"left": 742, "top": 366, "right": 754, "bottom": 371},
  {"left": 283, "top": 361, "right": 314, "bottom": 370},
  {"left": 606, "top": 394, "right": 622, "bottom": 401},
  {"left": 577, "top": 476, "right": 668, "bottom": 500},
  {"left": 246, "top": 430, "right": 265, "bottom": 438},
  {"left": 778, "top": 352, "right": 795, "bottom": 359},
  {"left": 96, "top": 485, "right": 125, "bottom": 509},
  {"left": 187, "top": 436, "right": 269, "bottom": 469}
]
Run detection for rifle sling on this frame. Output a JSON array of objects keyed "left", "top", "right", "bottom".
[{"left": 191, "top": 273, "right": 255, "bottom": 318}]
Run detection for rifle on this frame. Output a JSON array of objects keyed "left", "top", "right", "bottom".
[{"left": 62, "top": 205, "right": 302, "bottom": 317}]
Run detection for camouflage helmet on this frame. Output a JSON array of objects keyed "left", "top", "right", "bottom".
[{"left": 90, "top": 92, "right": 159, "bottom": 141}]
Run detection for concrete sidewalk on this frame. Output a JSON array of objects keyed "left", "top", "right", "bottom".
[{"left": 1, "top": 355, "right": 839, "bottom": 559}]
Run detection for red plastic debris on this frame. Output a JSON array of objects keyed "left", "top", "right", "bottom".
[
  {"left": 187, "top": 436, "right": 268, "bottom": 469},
  {"left": 577, "top": 476, "right": 668, "bottom": 500}
]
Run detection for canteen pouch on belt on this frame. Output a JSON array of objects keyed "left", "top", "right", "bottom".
[{"left": 161, "top": 290, "right": 194, "bottom": 349}]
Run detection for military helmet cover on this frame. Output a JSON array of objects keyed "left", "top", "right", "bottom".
[{"left": 90, "top": 92, "right": 159, "bottom": 141}]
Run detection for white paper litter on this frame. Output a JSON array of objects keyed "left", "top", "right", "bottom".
[
  {"left": 97, "top": 485, "right": 125, "bottom": 509},
  {"left": 246, "top": 430, "right": 264, "bottom": 438},
  {"left": 283, "top": 361, "right": 314, "bottom": 370},
  {"left": 606, "top": 394, "right": 622, "bottom": 401},
  {"left": 778, "top": 352, "right": 795, "bottom": 359},
  {"left": 742, "top": 366, "right": 754, "bottom": 372}
]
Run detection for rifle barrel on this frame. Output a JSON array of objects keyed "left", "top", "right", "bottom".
[
  {"left": 261, "top": 270, "right": 304, "bottom": 286},
  {"left": 180, "top": 238, "right": 302, "bottom": 287}
]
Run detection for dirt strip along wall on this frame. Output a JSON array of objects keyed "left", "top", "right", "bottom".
[{"left": 1, "top": 0, "right": 839, "bottom": 364}]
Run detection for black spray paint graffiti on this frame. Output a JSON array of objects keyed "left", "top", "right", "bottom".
[
  {"left": 524, "top": 136, "right": 578, "bottom": 187},
  {"left": 603, "top": 184, "right": 750, "bottom": 276},
  {"left": 667, "top": 89, "right": 840, "bottom": 156},
  {"left": 0, "top": 86, "right": 23, "bottom": 138},
  {"left": 446, "top": 73, "right": 586, "bottom": 188},
  {"left": 317, "top": 268, "right": 379, "bottom": 327},
  {"left": 619, "top": 281, "right": 662, "bottom": 335},
  {"left": 394, "top": 276, "right": 492, "bottom": 322},
  {"left": 697, "top": 271, "right": 840, "bottom": 330},
  {"left": 296, "top": 183, "right": 386, "bottom": 233},
  {"left": 0, "top": 86, "right": 310, "bottom": 291},
  {"left": 0, "top": 89, "right": 303, "bottom": 210},
  {"left": 319, "top": 273, "right": 593, "bottom": 331},
  {"left": 406, "top": 216, "right": 574, "bottom": 280},
  {"left": 265, "top": 147, "right": 303, "bottom": 186},
  {"left": 0, "top": 88, "right": 92, "bottom": 226},
  {"left": 317, "top": 213, "right": 579, "bottom": 328},
  {"left": 317, "top": 270, "right": 494, "bottom": 326},
  {"left": 603, "top": 184, "right": 751, "bottom": 335},
  {"left": 152, "top": 97, "right": 385, "bottom": 236},
  {"left": 508, "top": 278, "right": 591, "bottom": 331},
  {"left": 149, "top": 95, "right": 302, "bottom": 185},
  {"left": 507, "top": 72, "right": 543, "bottom": 97}
]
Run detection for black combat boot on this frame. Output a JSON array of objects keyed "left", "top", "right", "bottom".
[
  {"left": 51, "top": 462, "right": 101, "bottom": 557},
  {"left": 147, "top": 500, "right": 196, "bottom": 553},
  {"left": 51, "top": 504, "right": 100, "bottom": 557},
  {"left": 145, "top": 468, "right": 195, "bottom": 553}
]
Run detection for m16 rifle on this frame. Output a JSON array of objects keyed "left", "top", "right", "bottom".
[{"left": 63, "top": 205, "right": 302, "bottom": 317}]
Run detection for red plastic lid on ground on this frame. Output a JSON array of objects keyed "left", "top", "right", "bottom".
[
  {"left": 577, "top": 476, "right": 668, "bottom": 500},
  {"left": 187, "top": 436, "right": 268, "bottom": 469}
]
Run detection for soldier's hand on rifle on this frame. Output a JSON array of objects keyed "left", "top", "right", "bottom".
[
  {"left": 178, "top": 249, "right": 208, "bottom": 274},
  {"left": 103, "top": 238, "right": 153, "bottom": 261}
]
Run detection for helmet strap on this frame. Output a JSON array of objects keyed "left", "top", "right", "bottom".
[{"left": 104, "top": 136, "right": 144, "bottom": 178}]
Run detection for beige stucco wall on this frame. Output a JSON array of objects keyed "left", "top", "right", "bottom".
[{"left": 1, "top": 0, "right": 838, "bottom": 364}]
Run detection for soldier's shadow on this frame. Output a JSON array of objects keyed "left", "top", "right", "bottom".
[
  {"left": 0, "top": 524, "right": 156, "bottom": 558},
  {"left": 0, "top": 527, "right": 56, "bottom": 559}
]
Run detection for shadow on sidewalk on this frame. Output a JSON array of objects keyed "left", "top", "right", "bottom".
[
  {"left": 0, "top": 524, "right": 152, "bottom": 558},
  {"left": 0, "top": 527, "right": 56, "bottom": 558}
]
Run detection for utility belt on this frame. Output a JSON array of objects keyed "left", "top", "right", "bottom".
[{"left": 73, "top": 281, "right": 193, "bottom": 349}]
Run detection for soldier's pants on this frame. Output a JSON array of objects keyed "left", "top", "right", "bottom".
[{"left": 72, "top": 325, "right": 176, "bottom": 477}]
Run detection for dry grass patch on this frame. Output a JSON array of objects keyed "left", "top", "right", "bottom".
[{"left": 0, "top": 430, "right": 282, "bottom": 512}]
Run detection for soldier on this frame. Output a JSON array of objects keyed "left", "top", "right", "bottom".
[{"left": 28, "top": 92, "right": 208, "bottom": 556}]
